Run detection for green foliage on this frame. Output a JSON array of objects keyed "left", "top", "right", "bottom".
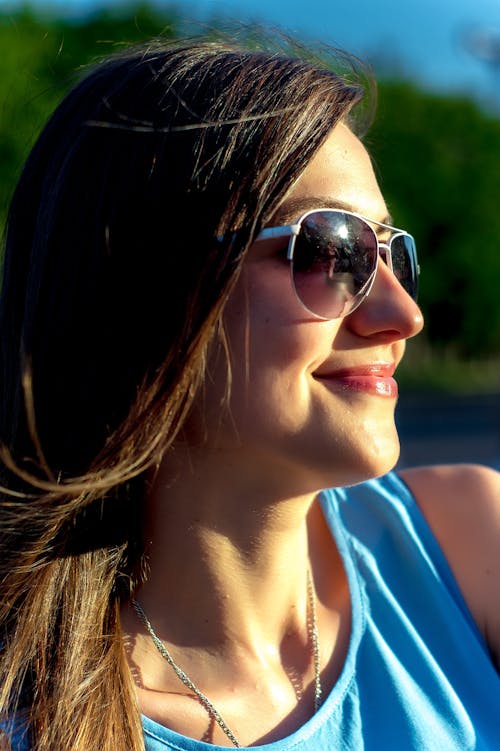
[
  {"left": 0, "top": 4, "right": 178, "bottom": 226},
  {"left": 1, "top": 5, "right": 499, "bottom": 370},
  {"left": 368, "top": 81, "right": 500, "bottom": 358},
  {"left": 397, "top": 339, "right": 500, "bottom": 393}
]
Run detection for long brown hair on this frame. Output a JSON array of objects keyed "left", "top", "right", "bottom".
[{"left": 0, "top": 35, "right": 370, "bottom": 750}]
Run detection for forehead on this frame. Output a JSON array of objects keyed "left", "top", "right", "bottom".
[{"left": 274, "top": 123, "right": 388, "bottom": 225}]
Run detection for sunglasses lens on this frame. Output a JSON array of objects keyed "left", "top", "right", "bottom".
[
  {"left": 390, "top": 233, "right": 419, "bottom": 301},
  {"left": 291, "top": 211, "right": 378, "bottom": 318}
]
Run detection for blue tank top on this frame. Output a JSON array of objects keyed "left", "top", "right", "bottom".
[{"left": 143, "top": 471, "right": 500, "bottom": 750}]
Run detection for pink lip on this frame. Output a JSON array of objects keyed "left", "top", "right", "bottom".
[{"left": 313, "top": 364, "right": 398, "bottom": 398}]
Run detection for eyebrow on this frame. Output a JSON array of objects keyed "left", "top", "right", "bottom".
[{"left": 270, "top": 196, "right": 395, "bottom": 230}]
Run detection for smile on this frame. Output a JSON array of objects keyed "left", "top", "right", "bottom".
[{"left": 313, "top": 364, "right": 398, "bottom": 398}]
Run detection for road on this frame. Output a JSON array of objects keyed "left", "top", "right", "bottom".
[{"left": 395, "top": 392, "right": 500, "bottom": 470}]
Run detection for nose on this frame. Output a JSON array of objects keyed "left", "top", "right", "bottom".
[{"left": 346, "top": 256, "right": 424, "bottom": 342}]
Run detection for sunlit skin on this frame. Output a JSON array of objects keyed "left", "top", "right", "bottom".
[
  {"left": 181, "top": 123, "right": 423, "bottom": 492},
  {"left": 121, "top": 123, "right": 500, "bottom": 747}
]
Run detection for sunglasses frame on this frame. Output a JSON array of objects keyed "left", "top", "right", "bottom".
[{"left": 256, "top": 207, "right": 419, "bottom": 320}]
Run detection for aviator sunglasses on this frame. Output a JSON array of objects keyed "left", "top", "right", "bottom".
[{"left": 255, "top": 208, "right": 419, "bottom": 320}]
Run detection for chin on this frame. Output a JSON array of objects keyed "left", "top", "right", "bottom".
[
  {"left": 357, "top": 439, "right": 400, "bottom": 482},
  {"left": 352, "top": 415, "right": 401, "bottom": 475},
  {"left": 282, "top": 436, "right": 399, "bottom": 496},
  {"left": 324, "top": 403, "right": 401, "bottom": 479},
  {"left": 313, "top": 423, "right": 401, "bottom": 490}
]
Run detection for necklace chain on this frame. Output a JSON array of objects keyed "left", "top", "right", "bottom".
[
  {"left": 307, "top": 570, "right": 323, "bottom": 713},
  {"left": 132, "top": 570, "right": 322, "bottom": 748}
]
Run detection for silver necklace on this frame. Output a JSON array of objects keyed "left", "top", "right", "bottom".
[{"left": 132, "top": 571, "right": 323, "bottom": 748}]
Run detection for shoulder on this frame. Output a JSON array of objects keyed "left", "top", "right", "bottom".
[{"left": 399, "top": 464, "right": 500, "bottom": 667}]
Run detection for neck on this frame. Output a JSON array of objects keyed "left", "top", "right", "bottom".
[
  {"left": 122, "top": 446, "right": 351, "bottom": 747},
  {"left": 133, "top": 445, "right": 336, "bottom": 653}
]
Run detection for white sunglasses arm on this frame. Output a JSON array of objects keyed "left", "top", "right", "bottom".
[
  {"left": 216, "top": 224, "right": 300, "bottom": 244},
  {"left": 255, "top": 224, "right": 301, "bottom": 241}
]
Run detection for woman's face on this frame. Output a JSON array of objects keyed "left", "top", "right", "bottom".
[{"left": 191, "top": 123, "right": 423, "bottom": 489}]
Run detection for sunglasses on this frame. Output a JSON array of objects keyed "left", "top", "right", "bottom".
[{"left": 255, "top": 208, "right": 419, "bottom": 320}]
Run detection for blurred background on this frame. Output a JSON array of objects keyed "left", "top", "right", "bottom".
[{"left": 0, "top": 0, "right": 499, "bottom": 468}]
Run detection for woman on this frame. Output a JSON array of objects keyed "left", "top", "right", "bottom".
[{"left": 0, "top": 36, "right": 498, "bottom": 751}]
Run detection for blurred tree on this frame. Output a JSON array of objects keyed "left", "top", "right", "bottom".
[
  {"left": 0, "top": 4, "right": 178, "bottom": 228},
  {"left": 0, "top": 6, "right": 499, "bottom": 364},
  {"left": 368, "top": 81, "right": 500, "bottom": 357}
]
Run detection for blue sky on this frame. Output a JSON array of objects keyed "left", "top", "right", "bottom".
[{"left": 4, "top": 0, "right": 500, "bottom": 102}]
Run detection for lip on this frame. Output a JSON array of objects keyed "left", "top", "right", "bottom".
[{"left": 313, "top": 363, "right": 398, "bottom": 398}]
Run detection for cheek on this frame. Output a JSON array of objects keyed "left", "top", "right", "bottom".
[
  {"left": 222, "top": 269, "right": 334, "bottom": 433},
  {"left": 224, "top": 267, "right": 313, "bottom": 380},
  {"left": 226, "top": 347, "right": 312, "bottom": 444}
]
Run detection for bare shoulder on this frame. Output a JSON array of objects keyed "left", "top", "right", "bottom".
[{"left": 399, "top": 464, "right": 500, "bottom": 666}]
